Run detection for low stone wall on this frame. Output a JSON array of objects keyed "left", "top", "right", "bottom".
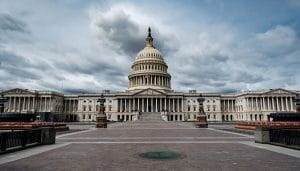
[
  {"left": 255, "top": 126, "right": 300, "bottom": 149},
  {"left": 236, "top": 121, "right": 300, "bottom": 130},
  {"left": 0, "top": 127, "right": 56, "bottom": 154},
  {"left": 0, "top": 122, "right": 69, "bottom": 132}
]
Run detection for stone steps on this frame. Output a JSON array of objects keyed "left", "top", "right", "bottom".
[{"left": 139, "top": 112, "right": 162, "bottom": 121}]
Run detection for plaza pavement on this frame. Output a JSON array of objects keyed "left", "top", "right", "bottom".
[{"left": 0, "top": 120, "right": 300, "bottom": 171}]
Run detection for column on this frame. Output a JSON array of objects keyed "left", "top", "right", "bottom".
[
  {"left": 227, "top": 100, "right": 230, "bottom": 111},
  {"left": 22, "top": 97, "right": 25, "bottom": 110},
  {"left": 255, "top": 97, "right": 258, "bottom": 111},
  {"left": 168, "top": 98, "right": 171, "bottom": 112},
  {"left": 27, "top": 97, "right": 30, "bottom": 111},
  {"left": 138, "top": 98, "right": 140, "bottom": 111},
  {"left": 285, "top": 97, "right": 288, "bottom": 111},
  {"left": 275, "top": 97, "right": 279, "bottom": 111},
  {"left": 262, "top": 97, "right": 265, "bottom": 111},
  {"left": 32, "top": 96, "right": 35, "bottom": 112},
  {"left": 120, "top": 98, "right": 123, "bottom": 112},
  {"left": 281, "top": 96, "right": 284, "bottom": 111},
  {"left": 271, "top": 97, "right": 275, "bottom": 110},
  {"left": 165, "top": 97, "right": 167, "bottom": 111},
  {"left": 13, "top": 97, "right": 16, "bottom": 112},
  {"left": 160, "top": 98, "right": 162, "bottom": 112},
  {"left": 181, "top": 98, "right": 184, "bottom": 112},
  {"left": 267, "top": 97, "right": 270, "bottom": 110},
  {"left": 251, "top": 97, "right": 253, "bottom": 111},
  {"left": 176, "top": 98, "right": 179, "bottom": 112},
  {"left": 129, "top": 98, "right": 132, "bottom": 112},
  {"left": 7, "top": 97, "right": 10, "bottom": 112},
  {"left": 146, "top": 98, "right": 149, "bottom": 112},
  {"left": 172, "top": 98, "right": 175, "bottom": 112},
  {"left": 151, "top": 98, "right": 153, "bottom": 112},
  {"left": 142, "top": 98, "right": 144, "bottom": 112},
  {"left": 155, "top": 98, "right": 158, "bottom": 112},
  {"left": 124, "top": 98, "right": 127, "bottom": 112},
  {"left": 290, "top": 97, "right": 294, "bottom": 111},
  {"left": 133, "top": 98, "right": 135, "bottom": 111},
  {"left": 44, "top": 97, "right": 46, "bottom": 112},
  {"left": 18, "top": 97, "right": 21, "bottom": 112}
]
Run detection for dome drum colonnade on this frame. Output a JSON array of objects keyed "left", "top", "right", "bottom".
[{"left": 128, "top": 27, "right": 171, "bottom": 91}]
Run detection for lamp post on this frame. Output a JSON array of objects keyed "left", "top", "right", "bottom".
[
  {"left": 0, "top": 93, "right": 8, "bottom": 113},
  {"left": 195, "top": 94, "right": 208, "bottom": 128},
  {"left": 95, "top": 94, "right": 107, "bottom": 128}
]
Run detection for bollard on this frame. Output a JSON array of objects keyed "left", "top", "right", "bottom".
[
  {"left": 255, "top": 126, "right": 270, "bottom": 143},
  {"left": 40, "top": 127, "right": 56, "bottom": 145}
]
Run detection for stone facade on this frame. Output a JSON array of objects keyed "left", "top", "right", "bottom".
[{"left": 1, "top": 28, "right": 299, "bottom": 122}]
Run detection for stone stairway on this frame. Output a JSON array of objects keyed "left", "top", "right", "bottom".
[{"left": 139, "top": 112, "right": 162, "bottom": 121}]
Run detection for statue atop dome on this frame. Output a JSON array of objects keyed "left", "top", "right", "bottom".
[
  {"left": 145, "top": 27, "right": 154, "bottom": 47},
  {"left": 148, "top": 27, "right": 151, "bottom": 37}
]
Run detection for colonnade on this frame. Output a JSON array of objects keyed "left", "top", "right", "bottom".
[
  {"left": 117, "top": 97, "right": 183, "bottom": 113},
  {"left": 64, "top": 100, "right": 78, "bottom": 113},
  {"left": 246, "top": 96, "right": 295, "bottom": 111},
  {"left": 129, "top": 75, "right": 170, "bottom": 88},
  {"left": 5, "top": 96, "right": 54, "bottom": 112},
  {"left": 221, "top": 99, "right": 236, "bottom": 112}
]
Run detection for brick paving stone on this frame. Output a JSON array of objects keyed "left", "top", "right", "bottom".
[{"left": 1, "top": 120, "right": 299, "bottom": 171}]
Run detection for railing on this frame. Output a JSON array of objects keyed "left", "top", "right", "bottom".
[
  {"left": 269, "top": 128, "right": 300, "bottom": 146},
  {"left": 0, "top": 129, "right": 42, "bottom": 153}
]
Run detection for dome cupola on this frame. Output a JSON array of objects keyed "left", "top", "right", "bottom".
[{"left": 128, "top": 27, "right": 171, "bottom": 92}]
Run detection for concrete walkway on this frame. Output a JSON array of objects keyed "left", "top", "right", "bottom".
[{"left": 1, "top": 121, "right": 300, "bottom": 171}]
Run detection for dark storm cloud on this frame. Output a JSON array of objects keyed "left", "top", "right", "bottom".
[
  {"left": 0, "top": 13, "right": 28, "bottom": 33},
  {"left": 233, "top": 71, "right": 266, "bottom": 84},
  {"left": 0, "top": 50, "right": 41, "bottom": 80},
  {"left": 91, "top": 10, "right": 176, "bottom": 57},
  {"left": 56, "top": 59, "right": 125, "bottom": 76}
]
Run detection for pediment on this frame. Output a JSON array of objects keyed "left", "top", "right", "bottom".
[
  {"left": 132, "top": 88, "right": 167, "bottom": 96},
  {"left": 3, "top": 88, "right": 35, "bottom": 95},
  {"left": 265, "top": 88, "right": 296, "bottom": 95}
]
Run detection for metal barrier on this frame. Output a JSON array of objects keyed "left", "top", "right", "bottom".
[
  {"left": 269, "top": 128, "right": 300, "bottom": 146},
  {"left": 0, "top": 129, "right": 41, "bottom": 153}
]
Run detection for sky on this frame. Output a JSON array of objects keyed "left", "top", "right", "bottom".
[{"left": 0, "top": 0, "right": 300, "bottom": 94}]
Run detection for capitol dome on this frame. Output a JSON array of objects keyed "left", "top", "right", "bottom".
[{"left": 128, "top": 27, "right": 171, "bottom": 91}]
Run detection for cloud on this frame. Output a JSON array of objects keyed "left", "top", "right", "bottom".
[
  {"left": 253, "top": 25, "right": 298, "bottom": 56},
  {"left": 0, "top": 1, "right": 299, "bottom": 93},
  {"left": 89, "top": 6, "right": 178, "bottom": 57},
  {"left": 0, "top": 13, "right": 28, "bottom": 32},
  {"left": 0, "top": 13, "right": 30, "bottom": 44}
]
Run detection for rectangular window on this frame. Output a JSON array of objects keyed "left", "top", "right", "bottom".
[
  {"left": 213, "top": 105, "right": 216, "bottom": 111},
  {"left": 83, "top": 105, "right": 86, "bottom": 111},
  {"left": 88, "top": 114, "right": 91, "bottom": 119},
  {"left": 208, "top": 114, "right": 210, "bottom": 119},
  {"left": 193, "top": 106, "right": 196, "bottom": 111},
  {"left": 207, "top": 105, "right": 210, "bottom": 111},
  {"left": 89, "top": 105, "right": 92, "bottom": 111},
  {"left": 188, "top": 106, "right": 190, "bottom": 111},
  {"left": 213, "top": 115, "right": 216, "bottom": 119},
  {"left": 82, "top": 114, "right": 85, "bottom": 119},
  {"left": 109, "top": 105, "right": 112, "bottom": 111}
]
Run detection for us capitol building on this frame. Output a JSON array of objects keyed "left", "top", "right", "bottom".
[{"left": 1, "top": 28, "right": 299, "bottom": 122}]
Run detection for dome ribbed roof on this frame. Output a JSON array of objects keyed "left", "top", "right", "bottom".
[{"left": 135, "top": 46, "right": 164, "bottom": 61}]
